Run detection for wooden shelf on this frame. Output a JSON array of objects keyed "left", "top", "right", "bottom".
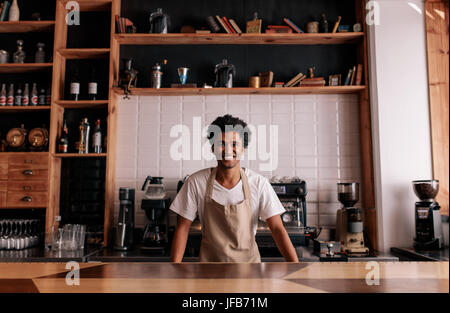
[
  {"left": 113, "top": 86, "right": 366, "bottom": 96},
  {"left": 114, "top": 32, "right": 365, "bottom": 45},
  {"left": 55, "top": 100, "right": 108, "bottom": 109},
  {"left": 0, "top": 21, "right": 55, "bottom": 33},
  {"left": 60, "top": 0, "right": 112, "bottom": 11},
  {"left": 0, "top": 63, "right": 53, "bottom": 73},
  {"left": 57, "top": 48, "right": 110, "bottom": 59},
  {"left": 0, "top": 106, "right": 51, "bottom": 112},
  {"left": 53, "top": 153, "right": 107, "bottom": 158}
]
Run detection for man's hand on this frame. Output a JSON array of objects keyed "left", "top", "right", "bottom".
[
  {"left": 170, "top": 215, "right": 192, "bottom": 262},
  {"left": 266, "top": 215, "right": 299, "bottom": 262}
]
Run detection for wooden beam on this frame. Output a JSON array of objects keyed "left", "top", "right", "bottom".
[{"left": 425, "top": 0, "right": 449, "bottom": 216}]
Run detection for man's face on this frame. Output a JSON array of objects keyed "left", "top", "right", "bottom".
[{"left": 212, "top": 131, "right": 245, "bottom": 169}]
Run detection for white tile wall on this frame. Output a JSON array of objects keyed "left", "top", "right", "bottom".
[{"left": 114, "top": 94, "right": 362, "bottom": 229}]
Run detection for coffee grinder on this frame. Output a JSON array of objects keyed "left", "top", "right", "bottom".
[
  {"left": 141, "top": 197, "right": 171, "bottom": 254},
  {"left": 114, "top": 188, "right": 135, "bottom": 251},
  {"left": 335, "top": 182, "right": 369, "bottom": 256},
  {"left": 413, "top": 180, "right": 444, "bottom": 250}
]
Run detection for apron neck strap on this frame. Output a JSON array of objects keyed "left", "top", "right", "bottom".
[{"left": 205, "top": 167, "right": 251, "bottom": 201}]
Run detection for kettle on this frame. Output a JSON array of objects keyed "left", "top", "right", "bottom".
[
  {"left": 214, "top": 59, "right": 235, "bottom": 88},
  {"left": 142, "top": 176, "right": 166, "bottom": 199}
]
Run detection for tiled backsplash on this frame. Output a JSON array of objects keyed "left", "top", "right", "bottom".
[{"left": 114, "top": 94, "right": 362, "bottom": 229}]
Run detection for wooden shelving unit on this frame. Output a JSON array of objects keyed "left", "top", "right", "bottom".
[
  {"left": 56, "top": 48, "right": 110, "bottom": 59},
  {"left": 0, "top": 63, "right": 53, "bottom": 73},
  {"left": 115, "top": 32, "right": 364, "bottom": 45},
  {"left": 55, "top": 100, "right": 109, "bottom": 108},
  {"left": 113, "top": 86, "right": 366, "bottom": 96},
  {"left": 0, "top": 106, "right": 51, "bottom": 112},
  {"left": 53, "top": 153, "right": 108, "bottom": 158},
  {"left": 0, "top": 21, "right": 55, "bottom": 33}
]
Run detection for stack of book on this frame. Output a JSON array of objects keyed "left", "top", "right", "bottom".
[
  {"left": 344, "top": 64, "right": 363, "bottom": 86},
  {"left": 284, "top": 73, "right": 306, "bottom": 87},
  {"left": 299, "top": 77, "right": 326, "bottom": 87},
  {"left": 214, "top": 16, "right": 243, "bottom": 34},
  {"left": 115, "top": 15, "right": 136, "bottom": 34},
  {"left": 0, "top": 1, "right": 11, "bottom": 21},
  {"left": 265, "top": 25, "right": 292, "bottom": 34}
]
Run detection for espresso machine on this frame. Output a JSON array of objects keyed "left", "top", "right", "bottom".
[
  {"left": 141, "top": 198, "right": 171, "bottom": 254},
  {"left": 113, "top": 188, "right": 135, "bottom": 251},
  {"left": 335, "top": 182, "right": 369, "bottom": 256},
  {"left": 412, "top": 180, "right": 444, "bottom": 250}
]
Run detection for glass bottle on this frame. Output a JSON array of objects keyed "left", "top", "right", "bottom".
[
  {"left": 22, "top": 83, "right": 29, "bottom": 106},
  {"left": 31, "top": 83, "right": 38, "bottom": 106},
  {"left": 13, "top": 40, "right": 26, "bottom": 63},
  {"left": 320, "top": 14, "right": 329, "bottom": 33},
  {"left": 38, "top": 87, "right": 46, "bottom": 105},
  {"left": 92, "top": 119, "right": 102, "bottom": 153},
  {"left": 78, "top": 118, "right": 90, "bottom": 154},
  {"left": 7, "top": 84, "right": 14, "bottom": 106},
  {"left": 70, "top": 68, "right": 80, "bottom": 101},
  {"left": 0, "top": 84, "right": 6, "bottom": 106},
  {"left": 88, "top": 68, "right": 98, "bottom": 100},
  {"left": 58, "top": 120, "right": 69, "bottom": 153},
  {"left": 35, "top": 43, "right": 46, "bottom": 63},
  {"left": 8, "top": 0, "right": 20, "bottom": 22},
  {"left": 14, "top": 84, "right": 22, "bottom": 106}
]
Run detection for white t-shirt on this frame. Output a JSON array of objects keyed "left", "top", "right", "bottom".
[{"left": 169, "top": 167, "right": 285, "bottom": 235}]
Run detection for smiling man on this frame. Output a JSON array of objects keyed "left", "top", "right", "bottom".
[{"left": 169, "top": 114, "right": 298, "bottom": 263}]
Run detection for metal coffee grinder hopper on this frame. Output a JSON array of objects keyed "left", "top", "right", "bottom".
[{"left": 335, "top": 182, "right": 369, "bottom": 256}]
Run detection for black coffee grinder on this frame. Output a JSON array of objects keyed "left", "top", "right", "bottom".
[
  {"left": 413, "top": 180, "right": 444, "bottom": 250},
  {"left": 114, "top": 188, "right": 135, "bottom": 251},
  {"left": 141, "top": 198, "right": 171, "bottom": 254}
]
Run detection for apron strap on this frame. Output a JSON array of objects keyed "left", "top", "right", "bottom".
[
  {"left": 205, "top": 167, "right": 217, "bottom": 200},
  {"left": 206, "top": 167, "right": 251, "bottom": 205},
  {"left": 240, "top": 168, "right": 252, "bottom": 208}
]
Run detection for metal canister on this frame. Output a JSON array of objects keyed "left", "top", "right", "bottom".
[
  {"left": 0, "top": 50, "right": 9, "bottom": 64},
  {"left": 307, "top": 21, "right": 319, "bottom": 33},
  {"left": 249, "top": 76, "right": 260, "bottom": 88},
  {"left": 151, "top": 64, "right": 163, "bottom": 89},
  {"left": 78, "top": 118, "right": 90, "bottom": 154}
]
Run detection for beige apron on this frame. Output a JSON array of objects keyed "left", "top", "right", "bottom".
[{"left": 199, "top": 167, "right": 261, "bottom": 263}]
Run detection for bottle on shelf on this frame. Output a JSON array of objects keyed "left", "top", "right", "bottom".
[
  {"left": 38, "top": 87, "right": 46, "bottom": 105},
  {"left": 31, "top": 83, "right": 38, "bottom": 106},
  {"left": 35, "top": 43, "right": 46, "bottom": 63},
  {"left": 70, "top": 68, "right": 81, "bottom": 101},
  {"left": 0, "top": 84, "right": 6, "bottom": 106},
  {"left": 13, "top": 40, "right": 26, "bottom": 64},
  {"left": 78, "top": 117, "right": 90, "bottom": 154},
  {"left": 22, "top": 83, "right": 29, "bottom": 106},
  {"left": 58, "top": 119, "right": 69, "bottom": 153},
  {"left": 14, "top": 85, "right": 22, "bottom": 106},
  {"left": 7, "top": 84, "right": 14, "bottom": 106},
  {"left": 92, "top": 119, "right": 102, "bottom": 153},
  {"left": 46, "top": 85, "right": 51, "bottom": 105},
  {"left": 88, "top": 68, "right": 98, "bottom": 100}
]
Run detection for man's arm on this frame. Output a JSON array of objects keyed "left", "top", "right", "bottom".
[
  {"left": 170, "top": 215, "right": 193, "bottom": 263},
  {"left": 266, "top": 214, "right": 299, "bottom": 262}
]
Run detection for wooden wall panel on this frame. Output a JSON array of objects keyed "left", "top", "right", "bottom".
[{"left": 425, "top": 0, "right": 449, "bottom": 216}]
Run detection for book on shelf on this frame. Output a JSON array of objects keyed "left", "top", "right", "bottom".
[
  {"left": 344, "top": 68, "right": 353, "bottom": 86},
  {"left": 350, "top": 65, "right": 357, "bottom": 85},
  {"left": 222, "top": 17, "right": 237, "bottom": 34},
  {"left": 115, "top": 15, "right": 136, "bottom": 34},
  {"left": 0, "top": 1, "right": 11, "bottom": 21},
  {"left": 355, "top": 64, "right": 363, "bottom": 85},
  {"left": 283, "top": 18, "right": 304, "bottom": 33},
  {"left": 229, "top": 19, "right": 242, "bottom": 33},
  {"left": 274, "top": 82, "right": 285, "bottom": 88},
  {"left": 266, "top": 25, "right": 292, "bottom": 33},
  {"left": 299, "top": 77, "right": 326, "bottom": 87},
  {"left": 285, "top": 72, "right": 305, "bottom": 87},
  {"left": 216, "top": 15, "right": 231, "bottom": 33}
]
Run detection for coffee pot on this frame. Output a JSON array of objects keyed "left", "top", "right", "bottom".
[
  {"left": 149, "top": 8, "right": 170, "bottom": 34},
  {"left": 142, "top": 176, "right": 166, "bottom": 199},
  {"left": 214, "top": 59, "right": 235, "bottom": 88}
]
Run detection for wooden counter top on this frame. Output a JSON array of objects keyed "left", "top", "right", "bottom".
[{"left": 0, "top": 262, "right": 448, "bottom": 293}]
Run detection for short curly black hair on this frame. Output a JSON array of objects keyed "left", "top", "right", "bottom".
[{"left": 207, "top": 114, "right": 251, "bottom": 148}]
